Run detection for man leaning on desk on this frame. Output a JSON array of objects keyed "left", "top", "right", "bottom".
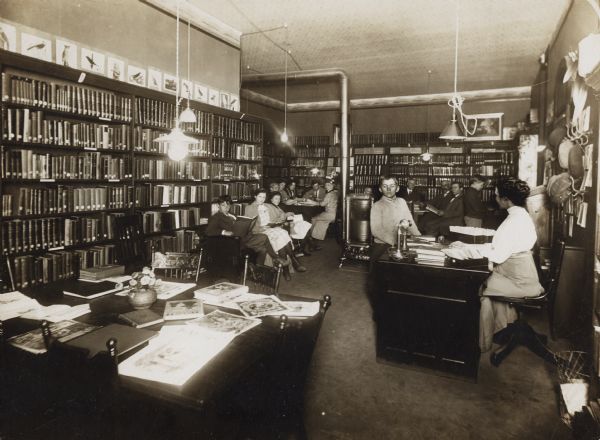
[{"left": 370, "top": 175, "right": 421, "bottom": 265}]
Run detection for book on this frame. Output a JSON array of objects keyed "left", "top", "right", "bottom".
[
  {"left": 235, "top": 295, "right": 290, "bottom": 318},
  {"left": 63, "top": 280, "right": 124, "bottom": 299},
  {"left": 79, "top": 264, "right": 125, "bottom": 281},
  {"left": 194, "top": 282, "right": 249, "bottom": 304},
  {"left": 8, "top": 320, "right": 99, "bottom": 354},
  {"left": 425, "top": 204, "right": 442, "bottom": 216},
  {"left": 163, "top": 299, "right": 204, "bottom": 321},
  {"left": 154, "top": 281, "right": 196, "bottom": 300},
  {"left": 281, "top": 301, "right": 321, "bottom": 317},
  {"left": 187, "top": 310, "right": 261, "bottom": 335},
  {"left": 119, "top": 309, "right": 164, "bottom": 328},
  {"left": 64, "top": 323, "right": 157, "bottom": 358}
]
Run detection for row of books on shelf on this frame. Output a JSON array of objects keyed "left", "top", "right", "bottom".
[
  {"left": 212, "top": 139, "right": 261, "bottom": 160},
  {"left": 350, "top": 132, "right": 439, "bottom": 146},
  {"left": 290, "top": 158, "right": 326, "bottom": 167},
  {"left": 2, "top": 108, "right": 130, "bottom": 150},
  {"left": 211, "top": 162, "right": 260, "bottom": 180},
  {"left": 264, "top": 167, "right": 289, "bottom": 177},
  {"left": 213, "top": 115, "right": 262, "bottom": 142},
  {"left": 134, "top": 158, "right": 209, "bottom": 180},
  {"left": 133, "top": 128, "right": 210, "bottom": 157},
  {"left": 264, "top": 157, "right": 288, "bottom": 167},
  {"left": 9, "top": 250, "right": 77, "bottom": 289},
  {"left": 288, "top": 168, "right": 326, "bottom": 178},
  {"left": 209, "top": 202, "right": 248, "bottom": 217},
  {"left": 2, "top": 72, "right": 133, "bottom": 122},
  {"left": 212, "top": 182, "right": 259, "bottom": 200},
  {"left": 134, "top": 184, "right": 209, "bottom": 207},
  {"left": 149, "top": 230, "right": 199, "bottom": 254},
  {"left": 1, "top": 213, "right": 122, "bottom": 255},
  {"left": 136, "top": 98, "right": 211, "bottom": 133},
  {"left": 388, "top": 164, "right": 485, "bottom": 176},
  {"left": 75, "top": 244, "right": 117, "bottom": 270},
  {"left": 353, "top": 154, "right": 389, "bottom": 165},
  {"left": 292, "top": 135, "right": 330, "bottom": 146},
  {"left": 389, "top": 153, "right": 464, "bottom": 165},
  {"left": 353, "top": 164, "right": 386, "bottom": 176},
  {"left": 468, "top": 152, "right": 515, "bottom": 164},
  {"left": 350, "top": 175, "right": 380, "bottom": 187},
  {"left": 292, "top": 146, "right": 329, "bottom": 158},
  {"left": 141, "top": 208, "right": 206, "bottom": 233},
  {"left": 1, "top": 150, "right": 130, "bottom": 180},
  {"left": 2, "top": 185, "right": 131, "bottom": 216}
]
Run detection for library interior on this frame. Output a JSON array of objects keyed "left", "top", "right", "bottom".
[{"left": 1, "top": 0, "right": 600, "bottom": 439}]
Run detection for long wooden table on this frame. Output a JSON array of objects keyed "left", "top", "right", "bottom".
[
  {"left": 374, "top": 254, "right": 489, "bottom": 380},
  {"left": 1, "top": 280, "right": 329, "bottom": 439}
]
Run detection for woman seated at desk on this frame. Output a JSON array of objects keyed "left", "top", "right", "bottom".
[
  {"left": 454, "top": 178, "right": 543, "bottom": 352},
  {"left": 245, "top": 188, "right": 307, "bottom": 280},
  {"left": 206, "top": 195, "right": 284, "bottom": 267}
]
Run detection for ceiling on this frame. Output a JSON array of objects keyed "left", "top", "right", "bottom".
[{"left": 188, "top": 0, "right": 570, "bottom": 101}]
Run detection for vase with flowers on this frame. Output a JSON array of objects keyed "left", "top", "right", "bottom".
[{"left": 127, "top": 267, "right": 162, "bottom": 310}]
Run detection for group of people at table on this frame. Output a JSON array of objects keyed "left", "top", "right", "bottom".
[
  {"left": 205, "top": 179, "right": 338, "bottom": 281},
  {"left": 369, "top": 175, "right": 543, "bottom": 353}
]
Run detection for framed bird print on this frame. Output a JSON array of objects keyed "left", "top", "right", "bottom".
[
  {"left": 55, "top": 39, "right": 77, "bottom": 68},
  {"left": 208, "top": 88, "right": 219, "bottom": 107},
  {"left": 107, "top": 57, "right": 124, "bottom": 81},
  {"left": 229, "top": 94, "right": 240, "bottom": 111},
  {"left": 21, "top": 32, "right": 52, "bottom": 62},
  {"left": 219, "top": 91, "right": 230, "bottom": 109},
  {"left": 194, "top": 83, "right": 208, "bottom": 103},
  {"left": 181, "top": 79, "right": 193, "bottom": 100},
  {"left": 127, "top": 65, "right": 146, "bottom": 87},
  {"left": 0, "top": 21, "right": 17, "bottom": 52},
  {"left": 148, "top": 68, "right": 162, "bottom": 91},
  {"left": 80, "top": 48, "right": 105, "bottom": 74},
  {"left": 163, "top": 73, "right": 178, "bottom": 95}
]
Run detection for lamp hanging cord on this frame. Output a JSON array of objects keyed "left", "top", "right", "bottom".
[
  {"left": 447, "top": 0, "right": 477, "bottom": 136},
  {"left": 175, "top": 0, "right": 181, "bottom": 126},
  {"left": 187, "top": 19, "right": 191, "bottom": 107}
]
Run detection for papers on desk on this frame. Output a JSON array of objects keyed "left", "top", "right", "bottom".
[
  {"left": 118, "top": 324, "right": 235, "bottom": 386},
  {"left": 236, "top": 295, "right": 291, "bottom": 318},
  {"left": 0, "top": 291, "right": 42, "bottom": 321},
  {"left": 20, "top": 303, "right": 91, "bottom": 322},
  {"left": 8, "top": 320, "right": 99, "bottom": 354},
  {"left": 281, "top": 301, "right": 320, "bottom": 317},
  {"left": 155, "top": 281, "right": 197, "bottom": 300},
  {"left": 186, "top": 310, "right": 261, "bottom": 335}
]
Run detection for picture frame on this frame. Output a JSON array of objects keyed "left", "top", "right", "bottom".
[
  {"left": 21, "top": 32, "right": 52, "bottom": 62},
  {"left": 219, "top": 91, "right": 230, "bottom": 109},
  {"left": 55, "top": 38, "right": 78, "bottom": 68},
  {"left": 465, "top": 113, "right": 503, "bottom": 141},
  {"left": 147, "top": 68, "right": 162, "bottom": 91},
  {"left": 107, "top": 56, "right": 125, "bottom": 81},
  {"left": 181, "top": 79, "right": 193, "bottom": 100},
  {"left": 80, "top": 47, "right": 105, "bottom": 74},
  {"left": 208, "top": 88, "right": 219, "bottom": 107},
  {"left": 127, "top": 64, "right": 146, "bottom": 87},
  {"left": 163, "top": 73, "right": 178, "bottom": 95},
  {"left": 0, "top": 21, "right": 17, "bottom": 52},
  {"left": 194, "top": 83, "right": 208, "bottom": 103},
  {"left": 229, "top": 94, "right": 240, "bottom": 111}
]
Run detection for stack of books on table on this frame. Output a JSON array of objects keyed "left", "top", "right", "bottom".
[
  {"left": 409, "top": 241, "right": 446, "bottom": 266},
  {"left": 79, "top": 264, "right": 125, "bottom": 281}
]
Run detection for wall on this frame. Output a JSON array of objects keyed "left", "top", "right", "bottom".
[{"left": 0, "top": 0, "right": 240, "bottom": 94}]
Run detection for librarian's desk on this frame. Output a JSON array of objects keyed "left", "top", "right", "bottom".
[
  {"left": 287, "top": 203, "right": 324, "bottom": 222},
  {"left": 2, "top": 283, "right": 328, "bottom": 439},
  {"left": 374, "top": 254, "right": 489, "bottom": 380}
]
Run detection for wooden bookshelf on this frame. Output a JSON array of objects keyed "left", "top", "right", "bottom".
[{"left": 0, "top": 49, "right": 264, "bottom": 290}]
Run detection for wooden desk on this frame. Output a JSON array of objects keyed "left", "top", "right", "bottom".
[
  {"left": 1, "top": 282, "right": 328, "bottom": 439},
  {"left": 374, "top": 254, "right": 489, "bottom": 380},
  {"left": 287, "top": 203, "right": 324, "bottom": 222}
]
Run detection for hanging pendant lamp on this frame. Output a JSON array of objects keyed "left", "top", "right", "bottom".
[
  {"left": 154, "top": 0, "right": 195, "bottom": 160},
  {"left": 179, "top": 20, "right": 197, "bottom": 123}
]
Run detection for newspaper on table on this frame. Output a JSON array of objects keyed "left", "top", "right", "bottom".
[
  {"left": 186, "top": 309, "right": 261, "bottom": 335},
  {"left": 20, "top": 303, "right": 91, "bottom": 322},
  {"left": 235, "top": 295, "right": 291, "bottom": 318},
  {"left": 0, "top": 291, "right": 42, "bottom": 321},
  {"left": 154, "top": 281, "right": 197, "bottom": 300},
  {"left": 118, "top": 324, "right": 234, "bottom": 386}
]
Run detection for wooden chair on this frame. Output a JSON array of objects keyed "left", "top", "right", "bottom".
[
  {"left": 151, "top": 250, "right": 203, "bottom": 282},
  {"left": 242, "top": 254, "right": 282, "bottom": 295},
  {"left": 114, "top": 214, "right": 147, "bottom": 271},
  {"left": 201, "top": 235, "right": 248, "bottom": 284},
  {"left": 488, "top": 240, "right": 565, "bottom": 367}
]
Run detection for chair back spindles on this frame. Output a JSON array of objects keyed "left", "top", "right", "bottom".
[{"left": 41, "top": 320, "right": 53, "bottom": 350}]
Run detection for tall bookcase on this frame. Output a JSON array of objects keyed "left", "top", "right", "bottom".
[
  {"left": 349, "top": 133, "right": 517, "bottom": 203},
  {"left": 0, "top": 50, "right": 263, "bottom": 291}
]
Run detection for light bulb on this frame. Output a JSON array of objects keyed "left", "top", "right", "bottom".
[
  {"left": 280, "top": 130, "right": 288, "bottom": 143},
  {"left": 421, "top": 152, "right": 432, "bottom": 162},
  {"left": 168, "top": 141, "right": 188, "bottom": 161}
]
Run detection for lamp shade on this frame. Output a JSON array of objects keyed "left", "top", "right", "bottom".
[
  {"left": 154, "top": 127, "right": 197, "bottom": 145},
  {"left": 179, "top": 107, "right": 197, "bottom": 123},
  {"left": 439, "top": 119, "right": 465, "bottom": 140}
]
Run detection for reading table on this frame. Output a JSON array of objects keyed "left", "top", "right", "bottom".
[{"left": 1, "top": 281, "right": 329, "bottom": 439}]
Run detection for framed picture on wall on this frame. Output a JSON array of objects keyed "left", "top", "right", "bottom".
[
  {"left": 0, "top": 21, "right": 17, "bottom": 52},
  {"left": 127, "top": 65, "right": 146, "bottom": 87},
  {"left": 194, "top": 83, "right": 208, "bottom": 103},
  {"left": 465, "top": 113, "right": 503, "bottom": 141},
  {"left": 163, "top": 73, "right": 178, "bottom": 95},
  {"left": 55, "top": 39, "right": 78, "bottom": 68},
  {"left": 229, "top": 94, "right": 240, "bottom": 111},
  {"left": 107, "top": 57, "right": 125, "bottom": 81},
  {"left": 148, "top": 68, "right": 162, "bottom": 91},
  {"left": 208, "top": 88, "right": 219, "bottom": 107},
  {"left": 181, "top": 80, "right": 193, "bottom": 100},
  {"left": 21, "top": 32, "right": 52, "bottom": 62},
  {"left": 219, "top": 91, "right": 230, "bottom": 109},
  {"left": 80, "top": 47, "right": 105, "bottom": 74}
]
